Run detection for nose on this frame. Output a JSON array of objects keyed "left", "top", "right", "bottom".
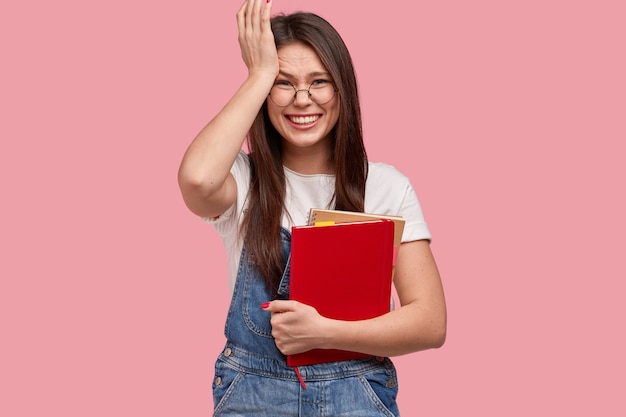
[{"left": 293, "top": 89, "right": 312, "bottom": 106}]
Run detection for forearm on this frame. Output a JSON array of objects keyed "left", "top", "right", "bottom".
[
  {"left": 319, "top": 302, "right": 446, "bottom": 357},
  {"left": 179, "top": 0, "right": 277, "bottom": 217},
  {"left": 266, "top": 241, "right": 447, "bottom": 358},
  {"left": 178, "top": 73, "right": 273, "bottom": 194}
]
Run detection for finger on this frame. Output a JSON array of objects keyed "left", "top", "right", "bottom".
[
  {"left": 236, "top": 0, "right": 247, "bottom": 37},
  {"left": 251, "top": 0, "right": 267, "bottom": 33},
  {"left": 265, "top": 0, "right": 273, "bottom": 13},
  {"left": 237, "top": 0, "right": 250, "bottom": 35},
  {"left": 261, "top": 0, "right": 273, "bottom": 31},
  {"left": 253, "top": 0, "right": 263, "bottom": 18},
  {"left": 237, "top": 0, "right": 248, "bottom": 15},
  {"left": 245, "top": 0, "right": 258, "bottom": 31},
  {"left": 261, "top": 300, "right": 298, "bottom": 313}
]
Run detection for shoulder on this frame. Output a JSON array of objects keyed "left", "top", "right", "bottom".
[
  {"left": 364, "top": 161, "right": 412, "bottom": 211},
  {"left": 367, "top": 161, "right": 410, "bottom": 183},
  {"left": 366, "top": 161, "right": 412, "bottom": 196},
  {"left": 365, "top": 161, "right": 432, "bottom": 242}
]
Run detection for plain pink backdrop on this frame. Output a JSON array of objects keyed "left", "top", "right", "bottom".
[{"left": 1, "top": 0, "right": 624, "bottom": 415}]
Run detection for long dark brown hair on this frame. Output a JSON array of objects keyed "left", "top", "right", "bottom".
[{"left": 241, "top": 12, "right": 368, "bottom": 294}]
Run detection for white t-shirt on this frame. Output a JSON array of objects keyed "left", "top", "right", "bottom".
[{"left": 205, "top": 151, "right": 432, "bottom": 293}]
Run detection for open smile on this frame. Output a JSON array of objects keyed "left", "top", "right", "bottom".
[{"left": 286, "top": 115, "right": 321, "bottom": 126}]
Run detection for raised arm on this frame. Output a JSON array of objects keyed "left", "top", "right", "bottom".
[
  {"left": 178, "top": 0, "right": 278, "bottom": 218},
  {"left": 265, "top": 239, "right": 447, "bottom": 357}
]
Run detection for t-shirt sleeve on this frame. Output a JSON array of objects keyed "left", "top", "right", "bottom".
[
  {"left": 201, "top": 151, "right": 250, "bottom": 238},
  {"left": 397, "top": 181, "right": 432, "bottom": 243},
  {"left": 365, "top": 163, "right": 432, "bottom": 243}
]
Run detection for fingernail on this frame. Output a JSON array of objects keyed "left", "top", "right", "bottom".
[{"left": 261, "top": 302, "right": 270, "bottom": 309}]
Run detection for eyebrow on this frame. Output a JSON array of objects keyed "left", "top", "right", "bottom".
[{"left": 277, "top": 70, "right": 331, "bottom": 79}]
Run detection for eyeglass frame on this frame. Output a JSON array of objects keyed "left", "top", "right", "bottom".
[{"left": 268, "top": 81, "right": 339, "bottom": 107}]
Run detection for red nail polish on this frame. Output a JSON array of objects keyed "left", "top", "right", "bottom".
[{"left": 261, "top": 302, "right": 270, "bottom": 309}]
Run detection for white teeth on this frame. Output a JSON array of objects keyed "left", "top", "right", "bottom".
[{"left": 289, "top": 115, "right": 319, "bottom": 125}]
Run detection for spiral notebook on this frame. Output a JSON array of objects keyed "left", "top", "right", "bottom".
[
  {"left": 287, "top": 219, "right": 395, "bottom": 366},
  {"left": 307, "top": 208, "right": 405, "bottom": 248}
]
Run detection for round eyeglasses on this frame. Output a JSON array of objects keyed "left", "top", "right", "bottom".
[{"left": 269, "top": 80, "right": 339, "bottom": 107}]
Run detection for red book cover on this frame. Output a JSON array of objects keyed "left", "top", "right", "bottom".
[{"left": 287, "top": 220, "right": 394, "bottom": 366}]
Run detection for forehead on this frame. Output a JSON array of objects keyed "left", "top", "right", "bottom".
[{"left": 277, "top": 42, "right": 328, "bottom": 78}]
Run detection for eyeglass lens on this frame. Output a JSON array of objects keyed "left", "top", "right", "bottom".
[{"left": 269, "top": 81, "right": 337, "bottom": 106}]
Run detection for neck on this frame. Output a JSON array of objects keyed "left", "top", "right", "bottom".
[{"left": 282, "top": 143, "right": 333, "bottom": 175}]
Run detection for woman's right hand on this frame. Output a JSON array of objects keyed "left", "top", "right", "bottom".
[{"left": 237, "top": 0, "right": 279, "bottom": 79}]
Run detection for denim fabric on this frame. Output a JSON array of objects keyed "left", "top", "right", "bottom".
[{"left": 213, "top": 228, "right": 400, "bottom": 416}]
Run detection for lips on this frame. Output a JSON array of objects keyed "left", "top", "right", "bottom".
[{"left": 287, "top": 115, "right": 320, "bottom": 126}]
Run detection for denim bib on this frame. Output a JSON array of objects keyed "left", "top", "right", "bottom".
[{"left": 212, "top": 228, "right": 400, "bottom": 416}]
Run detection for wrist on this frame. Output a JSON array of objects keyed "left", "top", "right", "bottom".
[
  {"left": 316, "top": 317, "right": 342, "bottom": 350},
  {"left": 247, "top": 68, "right": 277, "bottom": 86}
]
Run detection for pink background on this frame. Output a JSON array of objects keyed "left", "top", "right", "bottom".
[{"left": 2, "top": 0, "right": 625, "bottom": 415}]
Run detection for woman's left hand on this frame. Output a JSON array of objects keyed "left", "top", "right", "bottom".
[{"left": 262, "top": 300, "right": 328, "bottom": 355}]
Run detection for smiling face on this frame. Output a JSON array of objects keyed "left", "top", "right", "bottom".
[{"left": 267, "top": 42, "right": 341, "bottom": 168}]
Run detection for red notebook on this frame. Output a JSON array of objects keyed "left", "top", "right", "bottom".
[{"left": 287, "top": 219, "right": 394, "bottom": 366}]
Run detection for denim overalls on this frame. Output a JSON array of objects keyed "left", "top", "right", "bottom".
[{"left": 212, "top": 228, "right": 400, "bottom": 416}]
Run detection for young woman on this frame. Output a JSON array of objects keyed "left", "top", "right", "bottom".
[{"left": 178, "top": 1, "right": 446, "bottom": 415}]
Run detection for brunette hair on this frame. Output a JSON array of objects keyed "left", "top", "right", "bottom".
[{"left": 242, "top": 12, "right": 368, "bottom": 294}]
